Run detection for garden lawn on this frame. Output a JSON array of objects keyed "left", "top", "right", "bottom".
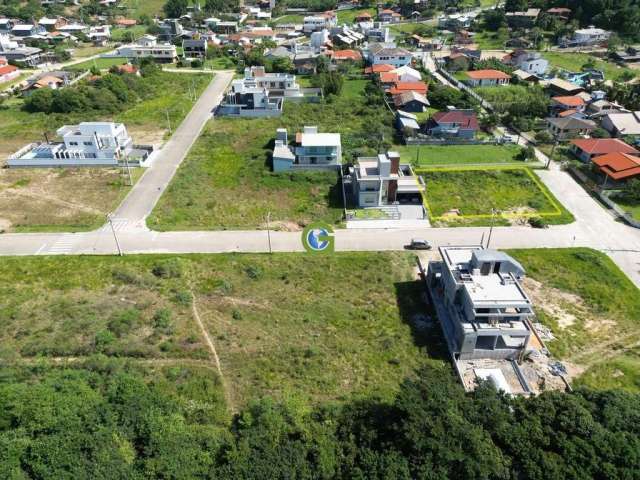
[
  {"left": 544, "top": 52, "right": 637, "bottom": 82},
  {"left": 508, "top": 248, "right": 640, "bottom": 393},
  {"left": 149, "top": 78, "right": 394, "bottom": 231},
  {"left": 396, "top": 144, "right": 526, "bottom": 166},
  {"left": 120, "top": 0, "right": 167, "bottom": 18},
  {"left": 0, "top": 252, "right": 442, "bottom": 407},
  {"left": 111, "top": 25, "right": 148, "bottom": 42},
  {"left": 422, "top": 167, "right": 573, "bottom": 226}
]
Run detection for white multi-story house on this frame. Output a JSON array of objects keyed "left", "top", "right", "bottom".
[
  {"left": 272, "top": 126, "right": 341, "bottom": 172},
  {"left": 351, "top": 151, "right": 425, "bottom": 207},
  {"left": 114, "top": 35, "right": 177, "bottom": 62},
  {"left": 303, "top": 11, "right": 337, "bottom": 33},
  {"left": 88, "top": 25, "right": 111, "bottom": 45},
  {"left": 242, "top": 66, "right": 302, "bottom": 98},
  {"left": 7, "top": 122, "right": 151, "bottom": 167},
  {"left": 505, "top": 50, "right": 548, "bottom": 76},
  {"left": 369, "top": 44, "right": 412, "bottom": 67},
  {"left": 562, "top": 27, "right": 611, "bottom": 47},
  {"left": 218, "top": 79, "right": 282, "bottom": 117}
]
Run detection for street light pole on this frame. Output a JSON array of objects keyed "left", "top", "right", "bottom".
[
  {"left": 107, "top": 214, "right": 123, "bottom": 256},
  {"left": 487, "top": 208, "right": 496, "bottom": 249},
  {"left": 266, "top": 211, "right": 272, "bottom": 254}
]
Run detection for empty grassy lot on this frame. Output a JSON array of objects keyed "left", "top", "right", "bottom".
[
  {"left": 336, "top": 7, "right": 375, "bottom": 24},
  {"left": 0, "top": 252, "right": 442, "bottom": 407},
  {"left": 421, "top": 167, "right": 574, "bottom": 226},
  {"left": 0, "top": 167, "right": 142, "bottom": 233},
  {"left": 544, "top": 52, "right": 637, "bottom": 81},
  {"left": 149, "top": 78, "right": 394, "bottom": 231},
  {"left": 396, "top": 144, "right": 527, "bottom": 166},
  {"left": 65, "top": 57, "right": 129, "bottom": 72},
  {"left": 0, "top": 72, "right": 211, "bottom": 232},
  {"left": 509, "top": 248, "right": 640, "bottom": 393}
]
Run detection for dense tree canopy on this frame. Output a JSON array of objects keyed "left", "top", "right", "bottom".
[{"left": 1, "top": 360, "right": 639, "bottom": 479}]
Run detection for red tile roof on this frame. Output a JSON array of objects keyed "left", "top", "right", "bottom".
[
  {"left": 379, "top": 71, "right": 399, "bottom": 83},
  {"left": 0, "top": 64, "right": 18, "bottom": 76},
  {"left": 117, "top": 64, "right": 138, "bottom": 74},
  {"left": 552, "top": 95, "right": 585, "bottom": 107},
  {"left": 116, "top": 18, "right": 137, "bottom": 26},
  {"left": 558, "top": 109, "right": 578, "bottom": 118},
  {"left": 332, "top": 49, "right": 362, "bottom": 61},
  {"left": 431, "top": 110, "right": 479, "bottom": 130},
  {"left": 388, "top": 81, "right": 428, "bottom": 95},
  {"left": 355, "top": 12, "right": 372, "bottom": 18},
  {"left": 593, "top": 152, "right": 640, "bottom": 180},
  {"left": 466, "top": 69, "right": 511, "bottom": 80},
  {"left": 364, "top": 64, "right": 394, "bottom": 74},
  {"left": 571, "top": 138, "right": 639, "bottom": 155}
]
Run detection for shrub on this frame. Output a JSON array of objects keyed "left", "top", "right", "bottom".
[
  {"left": 107, "top": 308, "right": 141, "bottom": 337},
  {"left": 173, "top": 290, "right": 192, "bottom": 306},
  {"left": 245, "top": 266, "right": 263, "bottom": 280},
  {"left": 94, "top": 329, "right": 116, "bottom": 352},
  {"left": 153, "top": 308, "right": 173, "bottom": 331},
  {"left": 528, "top": 216, "right": 548, "bottom": 228},
  {"left": 231, "top": 309, "right": 242, "bottom": 320},
  {"left": 152, "top": 259, "right": 183, "bottom": 279}
]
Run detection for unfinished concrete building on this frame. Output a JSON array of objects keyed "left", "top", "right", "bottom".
[{"left": 425, "top": 246, "right": 538, "bottom": 394}]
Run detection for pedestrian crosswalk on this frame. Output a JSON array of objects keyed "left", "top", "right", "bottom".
[
  {"left": 105, "top": 218, "right": 129, "bottom": 232},
  {"left": 44, "top": 236, "right": 77, "bottom": 255}
]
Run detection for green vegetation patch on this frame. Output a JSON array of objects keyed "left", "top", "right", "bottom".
[
  {"left": 396, "top": 144, "right": 527, "bottom": 166},
  {"left": 544, "top": 52, "right": 637, "bottom": 82},
  {"left": 509, "top": 248, "right": 640, "bottom": 393},
  {"left": 336, "top": 7, "right": 375, "bottom": 24},
  {"left": 65, "top": 57, "right": 129, "bottom": 71},
  {"left": 420, "top": 167, "right": 573, "bottom": 226},
  {"left": 149, "top": 79, "right": 394, "bottom": 231},
  {"left": 0, "top": 253, "right": 440, "bottom": 406}
]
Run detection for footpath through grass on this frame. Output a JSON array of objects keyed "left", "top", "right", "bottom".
[
  {"left": 149, "top": 78, "right": 394, "bottom": 231},
  {"left": 509, "top": 248, "right": 640, "bottom": 393},
  {"left": 0, "top": 252, "right": 441, "bottom": 407},
  {"left": 421, "top": 167, "right": 573, "bottom": 226}
]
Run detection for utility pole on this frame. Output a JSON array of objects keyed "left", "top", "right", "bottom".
[
  {"left": 486, "top": 208, "right": 496, "bottom": 249},
  {"left": 547, "top": 135, "right": 559, "bottom": 169},
  {"left": 266, "top": 211, "right": 272, "bottom": 254},
  {"left": 107, "top": 214, "right": 123, "bottom": 256},
  {"left": 165, "top": 109, "right": 172, "bottom": 134}
]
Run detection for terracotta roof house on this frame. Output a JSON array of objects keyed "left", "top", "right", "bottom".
[
  {"left": 379, "top": 71, "right": 399, "bottom": 84},
  {"left": 547, "top": 7, "right": 571, "bottom": 19},
  {"left": 552, "top": 95, "right": 585, "bottom": 109},
  {"left": 0, "top": 61, "right": 19, "bottom": 84},
  {"left": 387, "top": 81, "right": 428, "bottom": 95},
  {"left": 427, "top": 109, "right": 479, "bottom": 139},
  {"left": 116, "top": 63, "right": 140, "bottom": 75},
  {"left": 355, "top": 11, "right": 372, "bottom": 22},
  {"left": 593, "top": 152, "right": 640, "bottom": 181},
  {"left": 331, "top": 49, "right": 362, "bottom": 61},
  {"left": 546, "top": 78, "right": 584, "bottom": 96},
  {"left": 392, "top": 91, "right": 429, "bottom": 112},
  {"left": 116, "top": 18, "right": 137, "bottom": 27},
  {"left": 464, "top": 69, "right": 511, "bottom": 87},
  {"left": 570, "top": 138, "right": 639, "bottom": 162},
  {"left": 364, "top": 63, "right": 394, "bottom": 74},
  {"left": 546, "top": 116, "right": 595, "bottom": 140},
  {"left": 378, "top": 9, "right": 401, "bottom": 23}
]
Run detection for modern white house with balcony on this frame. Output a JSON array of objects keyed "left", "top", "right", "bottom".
[
  {"left": 272, "top": 126, "right": 341, "bottom": 172},
  {"left": 351, "top": 151, "right": 425, "bottom": 207},
  {"left": 241, "top": 66, "right": 303, "bottom": 98},
  {"left": 7, "top": 122, "right": 152, "bottom": 167},
  {"left": 113, "top": 35, "right": 177, "bottom": 62},
  {"left": 218, "top": 79, "right": 283, "bottom": 117}
]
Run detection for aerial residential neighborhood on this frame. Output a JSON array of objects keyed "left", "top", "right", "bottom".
[{"left": 1, "top": 0, "right": 640, "bottom": 477}]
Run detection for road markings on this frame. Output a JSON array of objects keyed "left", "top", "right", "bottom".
[{"left": 46, "top": 236, "right": 77, "bottom": 254}]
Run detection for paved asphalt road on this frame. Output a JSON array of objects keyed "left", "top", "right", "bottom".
[
  {"left": 111, "top": 71, "right": 234, "bottom": 229},
  {"left": 0, "top": 68, "right": 639, "bottom": 290}
]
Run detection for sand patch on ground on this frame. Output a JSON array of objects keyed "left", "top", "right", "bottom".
[{"left": 523, "top": 277, "right": 584, "bottom": 329}]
